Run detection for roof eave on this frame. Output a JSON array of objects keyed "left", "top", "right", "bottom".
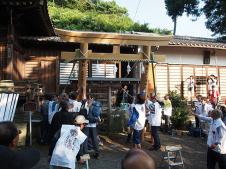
[{"left": 55, "top": 28, "right": 172, "bottom": 46}]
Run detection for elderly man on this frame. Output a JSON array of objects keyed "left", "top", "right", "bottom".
[{"left": 193, "top": 109, "right": 226, "bottom": 169}]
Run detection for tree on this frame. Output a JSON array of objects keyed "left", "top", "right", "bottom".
[
  {"left": 165, "top": 0, "right": 200, "bottom": 35},
  {"left": 48, "top": 0, "right": 171, "bottom": 34},
  {"left": 202, "top": 0, "right": 226, "bottom": 36}
]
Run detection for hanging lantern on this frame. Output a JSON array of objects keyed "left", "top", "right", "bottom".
[
  {"left": 127, "top": 62, "right": 131, "bottom": 74},
  {"left": 96, "top": 60, "right": 100, "bottom": 73},
  {"left": 141, "top": 62, "right": 145, "bottom": 74}
]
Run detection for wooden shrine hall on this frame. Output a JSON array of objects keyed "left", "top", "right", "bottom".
[{"left": 0, "top": 0, "right": 172, "bottom": 110}]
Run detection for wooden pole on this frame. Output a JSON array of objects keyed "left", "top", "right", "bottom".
[
  {"left": 140, "top": 46, "right": 151, "bottom": 93},
  {"left": 6, "top": 9, "right": 14, "bottom": 80},
  {"left": 108, "top": 86, "right": 112, "bottom": 132},
  {"left": 77, "top": 43, "right": 88, "bottom": 100},
  {"left": 151, "top": 52, "right": 156, "bottom": 95}
]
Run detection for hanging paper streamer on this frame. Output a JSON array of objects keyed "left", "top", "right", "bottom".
[
  {"left": 96, "top": 60, "right": 100, "bottom": 73},
  {"left": 141, "top": 62, "right": 145, "bottom": 74},
  {"left": 113, "top": 64, "right": 118, "bottom": 76},
  {"left": 127, "top": 62, "right": 131, "bottom": 74}
]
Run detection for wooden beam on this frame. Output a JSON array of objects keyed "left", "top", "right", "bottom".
[
  {"left": 87, "top": 51, "right": 146, "bottom": 61},
  {"left": 24, "top": 56, "right": 56, "bottom": 61},
  {"left": 113, "top": 45, "right": 120, "bottom": 57},
  {"left": 58, "top": 35, "right": 170, "bottom": 46},
  {"left": 61, "top": 51, "right": 75, "bottom": 62}
]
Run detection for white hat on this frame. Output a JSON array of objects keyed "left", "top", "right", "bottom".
[{"left": 74, "top": 115, "right": 89, "bottom": 124}]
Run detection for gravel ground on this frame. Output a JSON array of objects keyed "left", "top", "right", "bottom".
[{"left": 31, "top": 132, "right": 208, "bottom": 169}]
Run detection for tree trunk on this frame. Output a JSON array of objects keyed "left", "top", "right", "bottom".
[{"left": 173, "top": 17, "right": 177, "bottom": 35}]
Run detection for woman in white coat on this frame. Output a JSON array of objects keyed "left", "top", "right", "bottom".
[{"left": 148, "top": 96, "right": 162, "bottom": 151}]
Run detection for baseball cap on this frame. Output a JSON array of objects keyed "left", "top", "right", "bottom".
[
  {"left": 0, "top": 145, "right": 40, "bottom": 169},
  {"left": 74, "top": 115, "right": 89, "bottom": 124}
]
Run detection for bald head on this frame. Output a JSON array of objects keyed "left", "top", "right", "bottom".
[{"left": 121, "top": 149, "right": 155, "bottom": 169}]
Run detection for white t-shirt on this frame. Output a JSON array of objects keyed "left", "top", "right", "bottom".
[
  {"left": 199, "top": 116, "right": 226, "bottom": 154},
  {"left": 148, "top": 102, "right": 162, "bottom": 126},
  {"left": 208, "top": 78, "right": 218, "bottom": 90},
  {"left": 133, "top": 104, "right": 146, "bottom": 131},
  {"left": 202, "top": 103, "right": 213, "bottom": 116},
  {"left": 186, "top": 78, "right": 194, "bottom": 89},
  {"left": 48, "top": 101, "right": 59, "bottom": 124},
  {"left": 50, "top": 125, "right": 87, "bottom": 169},
  {"left": 68, "top": 99, "right": 82, "bottom": 113}
]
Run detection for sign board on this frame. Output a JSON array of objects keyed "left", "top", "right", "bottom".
[{"left": 23, "top": 102, "right": 37, "bottom": 112}]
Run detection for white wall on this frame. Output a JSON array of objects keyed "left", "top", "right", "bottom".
[{"left": 157, "top": 46, "right": 226, "bottom": 66}]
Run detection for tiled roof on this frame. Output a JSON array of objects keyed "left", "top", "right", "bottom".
[
  {"left": 20, "top": 35, "right": 226, "bottom": 50},
  {"left": 169, "top": 36, "right": 226, "bottom": 49}
]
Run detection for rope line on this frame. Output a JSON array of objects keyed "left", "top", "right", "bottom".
[{"left": 133, "top": 0, "right": 142, "bottom": 21}]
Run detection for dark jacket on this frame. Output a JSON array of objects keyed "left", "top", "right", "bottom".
[
  {"left": 0, "top": 145, "right": 40, "bottom": 169},
  {"left": 48, "top": 110, "right": 74, "bottom": 143}
]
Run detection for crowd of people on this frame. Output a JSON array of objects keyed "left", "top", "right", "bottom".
[
  {"left": 186, "top": 75, "right": 220, "bottom": 107},
  {"left": 126, "top": 93, "right": 172, "bottom": 151},
  {"left": 0, "top": 88, "right": 157, "bottom": 169},
  {"left": 1, "top": 91, "right": 104, "bottom": 169},
  {"left": 124, "top": 90, "right": 226, "bottom": 169},
  {"left": 1, "top": 78, "right": 226, "bottom": 169}
]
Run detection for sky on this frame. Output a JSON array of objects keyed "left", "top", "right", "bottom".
[{"left": 104, "top": 0, "right": 214, "bottom": 38}]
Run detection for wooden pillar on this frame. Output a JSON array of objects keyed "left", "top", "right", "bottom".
[
  {"left": 140, "top": 46, "right": 151, "bottom": 93},
  {"left": 108, "top": 86, "right": 112, "bottom": 131},
  {"left": 77, "top": 43, "right": 88, "bottom": 100},
  {"left": 6, "top": 9, "right": 14, "bottom": 80}
]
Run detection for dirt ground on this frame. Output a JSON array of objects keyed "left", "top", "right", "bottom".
[{"left": 30, "top": 131, "right": 208, "bottom": 169}]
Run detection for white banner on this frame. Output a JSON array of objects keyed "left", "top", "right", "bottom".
[{"left": 0, "top": 93, "right": 19, "bottom": 121}]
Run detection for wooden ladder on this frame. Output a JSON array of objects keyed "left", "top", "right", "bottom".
[{"left": 163, "top": 145, "right": 185, "bottom": 169}]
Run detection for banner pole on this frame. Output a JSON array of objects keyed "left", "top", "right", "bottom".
[{"left": 29, "top": 111, "right": 32, "bottom": 146}]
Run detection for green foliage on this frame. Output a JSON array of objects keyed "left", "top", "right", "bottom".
[
  {"left": 48, "top": 0, "right": 171, "bottom": 34},
  {"left": 169, "top": 91, "right": 189, "bottom": 130},
  {"left": 202, "top": 0, "right": 226, "bottom": 36},
  {"left": 165, "top": 0, "right": 200, "bottom": 35},
  {"left": 48, "top": 5, "right": 134, "bottom": 32},
  {"left": 94, "top": 0, "right": 127, "bottom": 15},
  {"left": 50, "top": 0, "right": 95, "bottom": 11}
]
